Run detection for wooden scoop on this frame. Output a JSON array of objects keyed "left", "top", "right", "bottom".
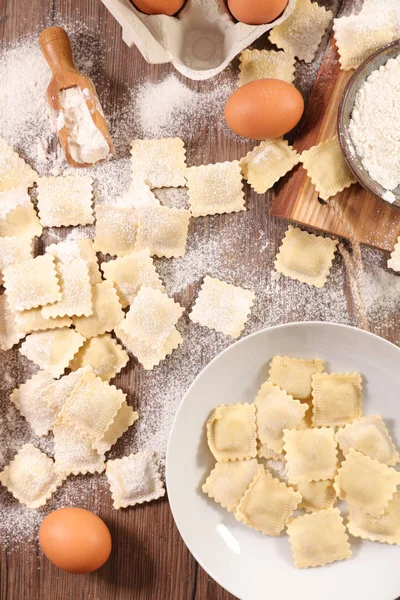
[{"left": 39, "top": 26, "right": 115, "bottom": 168}]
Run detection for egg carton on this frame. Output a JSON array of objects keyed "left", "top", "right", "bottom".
[{"left": 100, "top": 0, "right": 295, "bottom": 80}]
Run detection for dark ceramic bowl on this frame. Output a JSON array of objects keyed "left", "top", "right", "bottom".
[{"left": 338, "top": 39, "right": 400, "bottom": 208}]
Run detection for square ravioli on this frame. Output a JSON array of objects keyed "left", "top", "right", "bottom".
[
  {"left": 53, "top": 423, "right": 106, "bottom": 477},
  {"left": 0, "top": 138, "right": 37, "bottom": 192},
  {"left": 0, "top": 236, "right": 32, "bottom": 285},
  {"left": 275, "top": 226, "right": 338, "bottom": 288},
  {"left": 235, "top": 466, "right": 301, "bottom": 535},
  {"left": 190, "top": 276, "right": 254, "bottom": 339},
  {"left": 10, "top": 369, "right": 58, "bottom": 436},
  {"left": 131, "top": 138, "right": 186, "bottom": 189},
  {"left": 41, "top": 257, "right": 93, "bottom": 319},
  {"left": 119, "top": 287, "right": 184, "bottom": 349},
  {"left": 206, "top": 403, "right": 257, "bottom": 462},
  {"left": 283, "top": 427, "right": 338, "bottom": 484},
  {"left": 72, "top": 280, "right": 124, "bottom": 339},
  {"left": 69, "top": 333, "right": 129, "bottom": 381},
  {"left": 11, "top": 368, "right": 86, "bottom": 437},
  {"left": 59, "top": 368, "right": 125, "bottom": 441},
  {"left": 0, "top": 293, "right": 24, "bottom": 351},
  {"left": 37, "top": 175, "right": 94, "bottom": 227},
  {"left": 202, "top": 459, "right": 259, "bottom": 512},
  {"left": 45, "top": 239, "right": 101, "bottom": 285},
  {"left": 336, "top": 415, "right": 400, "bottom": 466},
  {"left": 254, "top": 382, "right": 308, "bottom": 453},
  {"left": 120, "top": 180, "right": 160, "bottom": 209},
  {"left": 101, "top": 250, "right": 164, "bottom": 308},
  {"left": 20, "top": 328, "right": 85, "bottom": 378},
  {"left": 93, "top": 205, "right": 137, "bottom": 257},
  {"left": 268, "top": 355, "right": 324, "bottom": 401},
  {"left": 14, "top": 308, "right": 71, "bottom": 335},
  {"left": 287, "top": 508, "right": 351, "bottom": 568},
  {"left": 269, "top": 0, "right": 333, "bottom": 63},
  {"left": 388, "top": 236, "right": 400, "bottom": 272},
  {"left": 186, "top": 161, "right": 245, "bottom": 217},
  {"left": 296, "top": 480, "right": 336, "bottom": 513},
  {"left": 0, "top": 188, "right": 42, "bottom": 238},
  {"left": 106, "top": 450, "right": 165, "bottom": 509},
  {"left": 240, "top": 139, "right": 299, "bottom": 194},
  {"left": 0, "top": 444, "right": 62, "bottom": 508},
  {"left": 135, "top": 205, "right": 190, "bottom": 258},
  {"left": 312, "top": 372, "right": 362, "bottom": 427},
  {"left": 3, "top": 254, "right": 61, "bottom": 311},
  {"left": 347, "top": 492, "right": 400, "bottom": 545},
  {"left": 92, "top": 401, "right": 139, "bottom": 455},
  {"left": 333, "top": 13, "right": 397, "bottom": 71},
  {"left": 116, "top": 324, "right": 182, "bottom": 370},
  {"left": 300, "top": 136, "right": 356, "bottom": 200},
  {"left": 238, "top": 49, "right": 295, "bottom": 86},
  {"left": 333, "top": 449, "right": 400, "bottom": 517}
]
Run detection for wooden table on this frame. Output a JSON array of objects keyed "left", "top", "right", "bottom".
[{"left": 1, "top": 1, "right": 399, "bottom": 599}]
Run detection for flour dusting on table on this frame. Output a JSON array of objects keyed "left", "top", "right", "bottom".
[{"left": 0, "top": 16, "right": 399, "bottom": 547}]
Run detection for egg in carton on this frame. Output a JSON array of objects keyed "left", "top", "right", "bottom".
[{"left": 100, "top": 0, "right": 296, "bottom": 80}]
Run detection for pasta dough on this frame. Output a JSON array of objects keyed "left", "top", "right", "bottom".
[
  {"left": 300, "top": 136, "right": 356, "bottom": 200},
  {"left": 254, "top": 381, "right": 308, "bottom": 453},
  {"left": 0, "top": 236, "right": 32, "bottom": 285},
  {"left": 186, "top": 161, "right": 245, "bottom": 217},
  {"left": 347, "top": 492, "right": 400, "bottom": 545},
  {"left": 0, "top": 138, "right": 37, "bottom": 192},
  {"left": 0, "top": 188, "right": 42, "bottom": 238},
  {"left": 333, "top": 448, "right": 400, "bottom": 517},
  {"left": 275, "top": 226, "right": 338, "bottom": 288},
  {"left": 0, "top": 293, "right": 24, "bottom": 351},
  {"left": 131, "top": 138, "right": 186, "bottom": 189},
  {"left": 69, "top": 334, "right": 129, "bottom": 381},
  {"left": 72, "top": 280, "right": 124, "bottom": 339},
  {"left": 190, "top": 276, "right": 254, "bottom": 339},
  {"left": 269, "top": 0, "right": 333, "bottom": 63},
  {"left": 207, "top": 404, "right": 257, "bottom": 462},
  {"left": 235, "top": 466, "right": 301, "bottom": 535},
  {"left": 283, "top": 427, "right": 338, "bottom": 484},
  {"left": 240, "top": 139, "right": 299, "bottom": 194},
  {"left": 238, "top": 49, "right": 295, "bottom": 86},
  {"left": 106, "top": 450, "right": 165, "bottom": 509},
  {"left": 37, "top": 175, "right": 94, "bottom": 227},
  {"left": 135, "top": 205, "right": 190, "bottom": 258},
  {"left": 93, "top": 205, "right": 137, "bottom": 257},
  {"left": 20, "top": 328, "right": 85, "bottom": 378},
  {"left": 268, "top": 355, "right": 324, "bottom": 401},
  {"left": 0, "top": 444, "right": 61, "bottom": 508},
  {"left": 202, "top": 459, "right": 259, "bottom": 512},
  {"left": 336, "top": 415, "right": 399, "bottom": 466},
  {"left": 3, "top": 254, "right": 61, "bottom": 311},
  {"left": 101, "top": 249, "right": 164, "bottom": 308},
  {"left": 287, "top": 508, "right": 351, "bottom": 568},
  {"left": 312, "top": 372, "right": 362, "bottom": 427}
]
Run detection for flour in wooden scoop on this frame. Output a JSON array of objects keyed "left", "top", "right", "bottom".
[{"left": 349, "top": 55, "right": 400, "bottom": 195}]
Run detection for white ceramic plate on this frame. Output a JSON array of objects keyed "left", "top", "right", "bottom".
[{"left": 166, "top": 322, "right": 400, "bottom": 600}]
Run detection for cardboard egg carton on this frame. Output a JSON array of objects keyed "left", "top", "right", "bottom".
[{"left": 100, "top": 0, "right": 295, "bottom": 80}]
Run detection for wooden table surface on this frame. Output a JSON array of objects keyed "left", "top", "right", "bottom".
[{"left": 1, "top": 0, "right": 399, "bottom": 599}]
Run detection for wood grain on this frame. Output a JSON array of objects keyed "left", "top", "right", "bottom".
[
  {"left": 1, "top": 1, "right": 399, "bottom": 600},
  {"left": 271, "top": 38, "right": 400, "bottom": 251}
]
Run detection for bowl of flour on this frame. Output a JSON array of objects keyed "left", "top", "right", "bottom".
[{"left": 338, "top": 39, "right": 400, "bottom": 208}]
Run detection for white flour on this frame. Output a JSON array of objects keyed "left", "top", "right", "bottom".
[
  {"left": 59, "top": 87, "right": 110, "bottom": 164},
  {"left": 349, "top": 55, "right": 400, "bottom": 191}
]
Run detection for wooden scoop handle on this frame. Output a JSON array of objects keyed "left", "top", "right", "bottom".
[{"left": 39, "top": 27, "right": 77, "bottom": 75}]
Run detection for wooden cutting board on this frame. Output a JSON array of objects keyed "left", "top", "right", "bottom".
[{"left": 271, "top": 38, "right": 400, "bottom": 252}]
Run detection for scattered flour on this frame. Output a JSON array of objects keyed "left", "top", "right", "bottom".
[{"left": 0, "top": 9, "right": 399, "bottom": 549}]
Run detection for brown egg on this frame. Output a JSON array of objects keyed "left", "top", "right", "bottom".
[
  {"left": 224, "top": 78, "right": 304, "bottom": 140},
  {"left": 131, "top": 0, "right": 186, "bottom": 15},
  {"left": 227, "top": 0, "right": 288, "bottom": 25},
  {"left": 39, "top": 508, "right": 112, "bottom": 574}
]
